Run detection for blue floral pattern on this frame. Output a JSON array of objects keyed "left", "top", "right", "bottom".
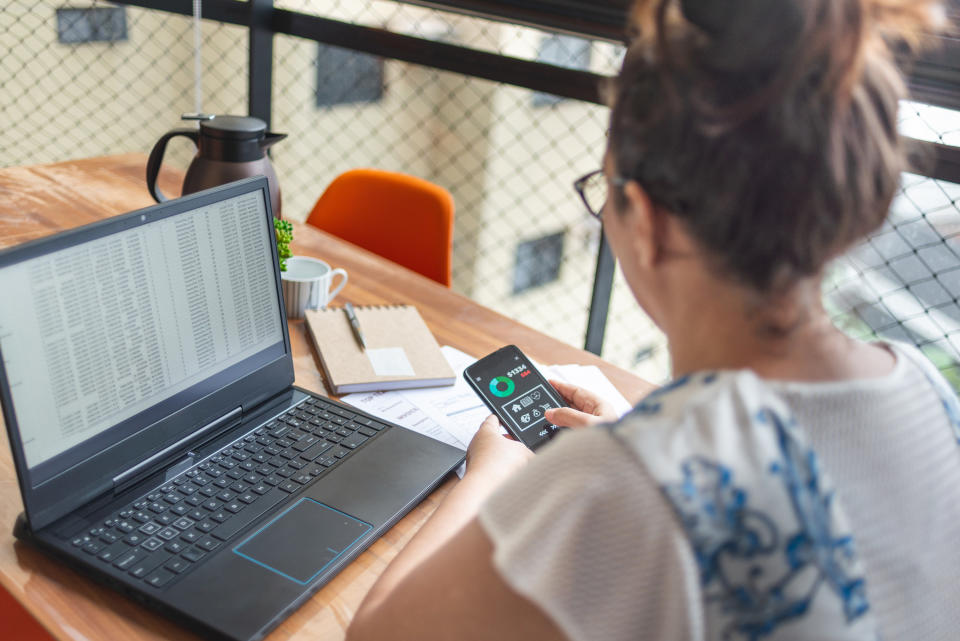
[
  {"left": 661, "top": 408, "right": 871, "bottom": 640},
  {"left": 622, "top": 371, "right": 878, "bottom": 641}
]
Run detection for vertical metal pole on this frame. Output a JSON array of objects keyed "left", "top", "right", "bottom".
[
  {"left": 584, "top": 230, "right": 616, "bottom": 355},
  {"left": 248, "top": 0, "right": 273, "bottom": 126}
]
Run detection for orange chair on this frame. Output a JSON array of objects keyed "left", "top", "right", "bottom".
[
  {"left": 305, "top": 169, "right": 455, "bottom": 287},
  {"left": 0, "top": 586, "right": 55, "bottom": 641}
]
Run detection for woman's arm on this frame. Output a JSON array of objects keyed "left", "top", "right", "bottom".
[
  {"left": 347, "top": 518, "right": 567, "bottom": 641},
  {"left": 346, "top": 416, "right": 567, "bottom": 641}
]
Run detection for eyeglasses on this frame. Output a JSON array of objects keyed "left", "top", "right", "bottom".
[{"left": 573, "top": 170, "right": 627, "bottom": 221}]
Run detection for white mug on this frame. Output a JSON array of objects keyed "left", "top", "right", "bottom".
[{"left": 280, "top": 256, "right": 348, "bottom": 319}]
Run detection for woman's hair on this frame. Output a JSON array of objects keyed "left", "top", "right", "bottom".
[{"left": 609, "top": 0, "right": 945, "bottom": 293}]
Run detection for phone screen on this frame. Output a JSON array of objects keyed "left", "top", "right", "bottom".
[{"left": 464, "top": 345, "right": 566, "bottom": 451}]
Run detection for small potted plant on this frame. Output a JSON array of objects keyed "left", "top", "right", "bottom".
[
  {"left": 274, "top": 217, "right": 293, "bottom": 271},
  {"left": 275, "top": 217, "right": 348, "bottom": 319}
]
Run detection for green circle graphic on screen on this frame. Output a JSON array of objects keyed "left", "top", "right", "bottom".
[{"left": 489, "top": 376, "right": 515, "bottom": 398}]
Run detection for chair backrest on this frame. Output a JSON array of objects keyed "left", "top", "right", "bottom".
[{"left": 305, "top": 168, "right": 454, "bottom": 287}]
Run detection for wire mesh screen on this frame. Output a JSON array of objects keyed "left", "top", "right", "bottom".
[
  {"left": 2, "top": 0, "right": 959, "bottom": 390},
  {"left": 1, "top": 1, "right": 248, "bottom": 170}
]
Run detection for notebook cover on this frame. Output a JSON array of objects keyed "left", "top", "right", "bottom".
[{"left": 304, "top": 305, "right": 456, "bottom": 394}]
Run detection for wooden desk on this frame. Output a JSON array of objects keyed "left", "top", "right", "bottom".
[{"left": 0, "top": 155, "right": 654, "bottom": 641}]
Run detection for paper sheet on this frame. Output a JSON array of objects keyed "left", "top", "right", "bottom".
[
  {"left": 341, "top": 346, "right": 634, "bottom": 478},
  {"left": 366, "top": 347, "right": 416, "bottom": 377}
]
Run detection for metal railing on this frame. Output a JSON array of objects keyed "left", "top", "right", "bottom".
[{"left": 3, "top": 0, "right": 960, "bottom": 386}]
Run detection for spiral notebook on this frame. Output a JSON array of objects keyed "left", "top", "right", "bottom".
[{"left": 305, "top": 304, "right": 456, "bottom": 394}]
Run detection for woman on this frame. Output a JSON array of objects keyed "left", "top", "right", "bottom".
[{"left": 347, "top": 0, "right": 958, "bottom": 639}]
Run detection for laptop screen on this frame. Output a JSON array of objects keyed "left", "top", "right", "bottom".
[{"left": 0, "top": 187, "right": 285, "bottom": 484}]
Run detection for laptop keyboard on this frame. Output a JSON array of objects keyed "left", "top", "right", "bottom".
[{"left": 67, "top": 395, "right": 388, "bottom": 589}]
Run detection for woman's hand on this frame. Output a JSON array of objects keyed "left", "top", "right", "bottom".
[
  {"left": 545, "top": 379, "right": 618, "bottom": 428},
  {"left": 465, "top": 415, "right": 533, "bottom": 483}
]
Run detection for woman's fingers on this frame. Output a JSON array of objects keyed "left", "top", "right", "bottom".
[
  {"left": 544, "top": 407, "right": 602, "bottom": 429},
  {"left": 549, "top": 379, "right": 615, "bottom": 419}
]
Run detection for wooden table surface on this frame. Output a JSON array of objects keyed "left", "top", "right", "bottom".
[{"left": 0, "top": 154, "right": 654, "bottom": 641}]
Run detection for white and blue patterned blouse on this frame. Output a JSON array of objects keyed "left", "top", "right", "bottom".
[{"left": 479, "top": 342, "right": 960, "bottom": 641}]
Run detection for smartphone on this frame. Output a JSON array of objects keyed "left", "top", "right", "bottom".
[{"left": 464, "top": 344, "right": 567, "bottom": 451}]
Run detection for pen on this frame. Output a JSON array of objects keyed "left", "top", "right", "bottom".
[{"left": 344, "top": 303, "right": 367, "bottom": 350}]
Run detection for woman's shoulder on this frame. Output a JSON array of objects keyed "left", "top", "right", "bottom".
[
  {"left": 609, "top": 370, "right": 880, "bottom": 640},
  {"left": 613, "top": 368, "right": 787, "bottom": 453}
]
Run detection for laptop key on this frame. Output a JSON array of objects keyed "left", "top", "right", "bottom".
[
  {"left": 198, "top": 537, "right": 220, "bottom": 552},
  {"left": 199, "top": 485, "right": 219, "bottom": 497},
  {"left": 182, "top": 529, "right": 202, "bottom": 542},
  {"left": 165, "top": 540, "right": 186, "bottom": 554},
  {"left": 139, "top": 522, "right": 161, "bottom": 535},
  {"left": 129, "top": 553, "right": 170, "bottom": 579},
  {"left": 195, "top": 521, "right": 216, "bottom": 534},
  {"left": 82, "top": 540, "right": 105, "bottom": 555},
  {"left": 72, "top": 534, "right": 93, "bottom": 548},
  {"left": 181, "top": 547, "right": 206, "bottom": 563},
  {"left": 98, "top": 541, "right": 128, "bottom": 563},
  {"left": 210, "top": 487, "right": 288, "bottom": 541},
  {"left": 358, "top": 427, "right": 377, "bottom": 437},
  {"left": 298, "top": 440, "right": 331, "bottom": 462},
  {"left": 165, "top": 557, "right": 191, "bottom": 574},
  {"left": 124, "top": 532, "right": 146, "bottom": 546},
  {"left": 341, "top": 434, "right": 368, "bottom": 449},
  {"left": 142, "top": 537, "right": 164, "bottom": 552},
  {"left": 157, "top": 527, "right": 180, "bottom": 541},
  {"left": 114, "top": 549, "right": 147, "bottom": 571},
  {"left": 145, "top": 568, "right": 175, "bottom": 588},
  {"left": 279, "top": 480, "right": 299, "bottom": 493},
  {"left": 225, "top": 501, "right": 244, "bottom": 514}
]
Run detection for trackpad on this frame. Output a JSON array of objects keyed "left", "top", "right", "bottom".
[{"left": 233, "top": 498, "right": 372, "bottom": 584}]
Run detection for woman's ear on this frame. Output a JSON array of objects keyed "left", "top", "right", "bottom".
[{"left": 621, "top": 180, "right": 660, "bottom": 269}]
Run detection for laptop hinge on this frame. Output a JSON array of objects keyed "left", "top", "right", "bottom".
[{"left": 112, "top": 406, "right": 243, "bottom": 494}]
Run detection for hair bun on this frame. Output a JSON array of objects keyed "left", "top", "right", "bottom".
[{"left": 679, "top": 0, "right": 805, "bottom": 73}]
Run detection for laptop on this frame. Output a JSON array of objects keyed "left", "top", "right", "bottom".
[{"left": 0, "top": 176, "right": 464, "bottom": 641}]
